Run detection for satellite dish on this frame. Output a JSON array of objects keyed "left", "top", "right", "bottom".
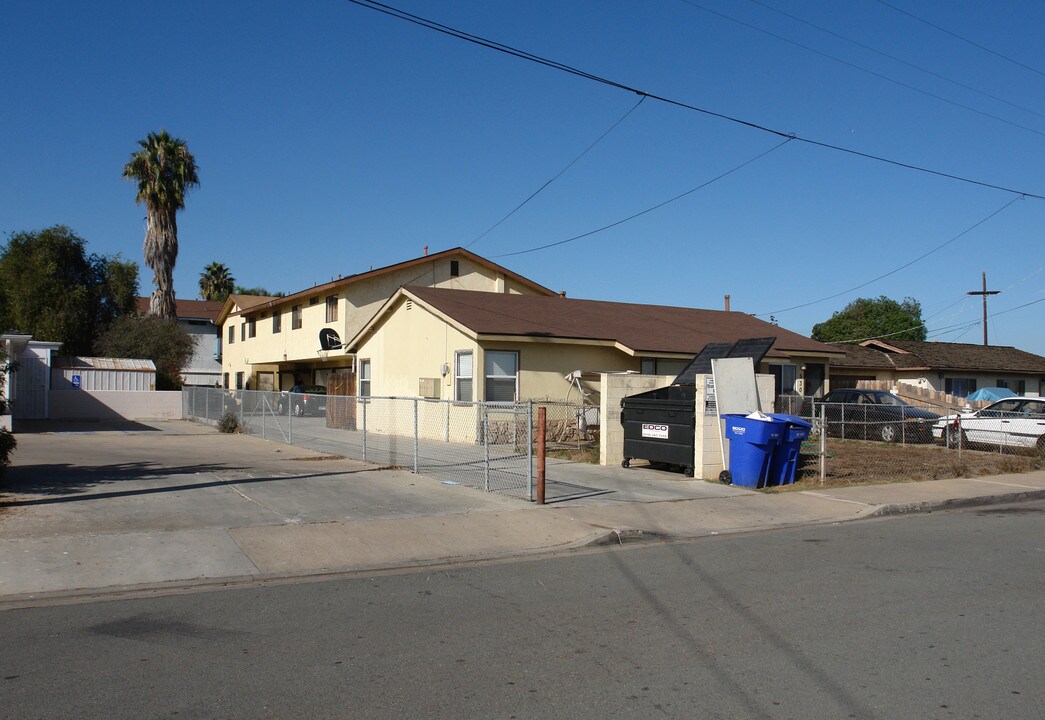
[{"left": 319, "top": 328, "right": 342, "bottom": 351}]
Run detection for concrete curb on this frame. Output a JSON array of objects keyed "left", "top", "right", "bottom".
[{"left": 868, "top": 488, "right": 1045, "bottom": 518}]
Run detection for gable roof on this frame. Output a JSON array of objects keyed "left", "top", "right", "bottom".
[
  {"left": 831, "top": 339, "right": 1045, "bottom": 374},
  {"left": 354, "top": 287, "right": 840, "bottom": 360},
  {"left": 216, "top": 247, "right": 557, "bottom": 324},
  {"left": 135, "top": 297, "right": 225, "bottom": 322}
]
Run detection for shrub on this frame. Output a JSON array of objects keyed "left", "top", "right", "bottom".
[
  {"left": 217, "top": 411, "right": 240, "bottom": 434},
  {"left": 0, "top": 428, "right": 16, "bottom": 478}
]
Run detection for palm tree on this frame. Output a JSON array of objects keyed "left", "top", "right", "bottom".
[
  {"left": 199, "top": 262, "right": 234, "bottom": 302},
  {"left": 123, "top": 130, "right": 200, "bottom": 319}
]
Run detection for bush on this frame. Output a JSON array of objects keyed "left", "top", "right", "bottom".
[
  {"left": 218, "top": 411, "right": 240, "bottom": 434},
  {"left": 0, "top": 428, "right": 16, "bottom": 478}
]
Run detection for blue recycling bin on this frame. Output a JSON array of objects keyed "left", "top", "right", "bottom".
[
  {"left": 767, "top": 414, "right": 813, "bottom": 486},
  {"left": 722, "top": 414, "right": 786, "bottom": 488}
]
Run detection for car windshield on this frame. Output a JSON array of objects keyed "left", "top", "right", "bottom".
[{"left": 868, "top": 392, "right": 908, "bottom": 406}]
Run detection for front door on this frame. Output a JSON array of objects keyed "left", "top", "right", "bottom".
[{"left": 804, "top": 363, "right": 825, "bottom": 398}]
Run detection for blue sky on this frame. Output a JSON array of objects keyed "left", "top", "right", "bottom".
[{"left": 2, "top": 1, "right": 1043, "bottom": 354}]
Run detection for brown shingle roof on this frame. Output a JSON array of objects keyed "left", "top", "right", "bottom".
[
  {"left": 135, "top": 297, "right": 225, "bottom": 322},
  {"left": 860, "top": 339, "right": 1045, "bottom": 373},
  {"left": 403, "top": 287, "right": 839, "bottom": 359}
]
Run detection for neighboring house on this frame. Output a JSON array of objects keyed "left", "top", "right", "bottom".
[
  {"left": 345, "top": 286, "right": 842, "bottom": 403},
  {"left": 829, "top": 339, "right": 1045, "bottom": 397},
  {"left": 217, "top": 248, "right": 557, "bottom": 393},
  {"left": 136, "top": 297, "right": 225, "bottom": 386}
]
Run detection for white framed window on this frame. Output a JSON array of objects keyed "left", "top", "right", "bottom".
[
  {"left": 485, "top": 351, "right": 518, "bottom": 402},
  {"left": 326, "top": 295, "right": 338, "bottom": 323},
  {"left": 769, "top": 364, "right": 797, "bottom": 394},
  {"left": 454, "top": 351, "right": 473, "bottom": 402},
  {"left": 272, "top": 312, "right": 281, "bottom": 333},
  {"left": 358, "top": 359, "right": 371, "bottom": 397},
  {"left": 292, "top": 305, "right": 302, "bottom": 330}
]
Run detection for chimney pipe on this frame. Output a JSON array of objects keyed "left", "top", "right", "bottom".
[
  {"left": 423, "top": 245, "right": 428, "bottom": 256},
  {"left": 559, "top": 291, "right": 567, "bottom": 297},
  {"left": 724, "top": 294, "right": 731, "bottom": 312}
]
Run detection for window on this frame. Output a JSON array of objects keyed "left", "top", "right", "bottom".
[
  {"left": 240, "top": 323, "right": 246, "bottom": 342},
  {"left": 1017, "top": 380, "right": 1026, "bottom": 395},
  {"left": 640, "top": 358, "right": 687, "bottom": 376},
  {"left": 996, "top": 379, "right": 1009, "bottom": 389},
  {"left": 292, "top": 305, "right": 302, "bottom": 330},
  {"left": 272, "top": 311, "right": 282, "bottom": 333},
  {"left": 227, "top": 325, "right": 235, "bottom": 344},
  {"left": 223, "top": 373, "right": 229, "bottom": 389},
  {"left": 246, "top": 316, "right": 256, "bottom": 339},
  {"left": 945, "top": 378, "right": 977, "bottom": 397},
  {"left": 235, "top": 372, "right": 244, "bottom": 390},
  {"left": 485, "top": 351, "right": 518, "bottom": 402},
  {"left": 326, "top": 295, "right": 338, "bottom": 323},
  {"left": 454, "top": 351, "right": 473, "bottom": 402},
  {"left": 309, "top": 296, "right": 319, "bottom": 306},
  {"left": 769, "top": 364, "right": 797, "bottom": 394},
  {"left": 358, "top": 359, "right": 371, "bottom": 397},
  {"left": 450, "top": 260, "right": 460, "bottom": 277}
]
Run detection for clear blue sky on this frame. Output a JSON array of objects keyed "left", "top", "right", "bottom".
[{"left": 2, "top": 1, "right": 1043, "bottom": 354}]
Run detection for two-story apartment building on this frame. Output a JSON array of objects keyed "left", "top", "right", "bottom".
[{"left": 216, "top": 248, "right": 556, "bottom": 392}]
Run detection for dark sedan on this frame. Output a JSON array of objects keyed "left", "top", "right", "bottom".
[
  {"left": 815, "top": 389, "right": 940, "bottom": 443},
  {"left": 276, "top": 385, "right": 328, "bottom": 417}
]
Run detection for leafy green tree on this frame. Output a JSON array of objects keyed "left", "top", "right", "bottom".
[
  {"left": 234, "top": 285, "right": 285, "bottom": 298},
  {"left": 199, "top": 262, "right": 235, "bottom": 302},
  {"left": 123, "top": 130, "right": 199, "bottom": 319},
  {"left": 95, "top": 315, "right": 194, "bottom": 390},
  {"left": 812, "top": 296, "right": 927, "bottom": 343},
  {"left": 0, "top": 226, "right": 140, "bottom": 354}
]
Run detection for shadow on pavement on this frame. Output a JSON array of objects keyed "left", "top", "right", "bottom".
[{"left": 12, "top": 420, "right": 163, "bottom": 434}]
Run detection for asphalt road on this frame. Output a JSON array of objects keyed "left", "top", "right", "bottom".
[{"left": 2, "top": 502, "right": 1043, "bottom": 719}]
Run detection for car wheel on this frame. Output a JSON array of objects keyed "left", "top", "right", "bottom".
[
  {"left": 276, "top": 401, "right": 284, "bottom": 415},
  {"left": 946, "top": 426, "right": 968, "bottom": 449},
  {"left": 879, "top": 423, "right": 899, "bottom": 443},
  {"left": 294, "top": 403, "right": 303, "bottom": 417},
  {"left": 621, "top": 458, "right": 630, "bottom": 468}
]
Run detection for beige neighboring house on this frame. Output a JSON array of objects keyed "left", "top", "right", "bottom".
[
  {"left": 829, "top": 339, "right": 1045, "bottom": 397},
  {"left": 217, "top": 248, "right": 556, "bottom": 392},
  {"left": 346, "top": 286, "right": 842, "bottom": 403}
]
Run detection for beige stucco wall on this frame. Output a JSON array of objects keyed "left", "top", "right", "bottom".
[
  {"left": 49, "top": 390, "right": 182, "bottom": 421},
  {"left": 220, "top": 255, "right": 548, "bottom": 390},
  {"left": 836, "top": 370, "right": 1043, "bottom": 397}
]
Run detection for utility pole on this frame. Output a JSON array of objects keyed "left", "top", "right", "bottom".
[{"left": 966, "top": 271, "right": 999, "bottom": 346}]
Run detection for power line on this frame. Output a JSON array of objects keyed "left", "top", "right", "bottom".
[
  {"left": 675, "top": 0, "right": 1045, "bottom": 138},
  {"left": 466, "top": 95, "right": 647, "bottom": 249},
  {"left": 492, "top": 137, "right": 793, "bottom": 258},
  {"left": 345, "top": 0, "right": 1045, "bottom": 200},
  {"left": 756, "top": 194, "right": 1024, "bottom": 316},
  {"left": 876, "top": 0, "right": 1045, "bottom": 79},
  {"left": 743, "top": 0, "right": 1045, "bottom": 121}
]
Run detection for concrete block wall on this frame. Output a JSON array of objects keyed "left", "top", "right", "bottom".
[{"left": 599, "top": 373, "right": 674, "bottom": 466}]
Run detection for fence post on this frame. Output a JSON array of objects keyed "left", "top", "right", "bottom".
[
  {"left": 413, "top": 398, "right": 419, "bottom": 474},
  {"left": 957, "top": 415, "right": 962, "bottom": 463},
  {"left": 527, "top": 401, "right": 534, "bottom": 502},
  {"left": 361, "top": 398, "right": 367, "bottom": 463},
  {"left": 483, "top": 403, "right": 490, "bottom": 492},
  {"left": 820, "top": 403, "right": 826, "bottom": 485},
  {"left": 445, "top": 400, "right": 450, "bottom": 443},
  {"left": 536, "top": 405, "right": 545, "bottom": 505}
]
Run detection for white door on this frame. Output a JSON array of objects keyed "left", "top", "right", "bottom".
[{"left": 13, "top": 354, "right": 48, "bottom": 419}]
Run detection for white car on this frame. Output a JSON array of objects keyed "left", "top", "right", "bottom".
[{"left": 932, "top": 397, "right": 1045, "bottom": 452}]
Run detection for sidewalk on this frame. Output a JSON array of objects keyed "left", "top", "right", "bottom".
[{"left": 2, "top": 421, "right": 1043, "bottom": 606}]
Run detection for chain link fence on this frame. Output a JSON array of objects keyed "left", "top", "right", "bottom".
[
  {"left": 774, "top": 394, "right": 1042, "bottom": 485},
  {"left": 183, "top": 387, "right": 535, "bottom": 500},
  {"left": 530, "top": 400, "right": 599, "bottom": 451}
]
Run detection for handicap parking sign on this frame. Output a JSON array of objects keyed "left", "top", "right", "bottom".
[{"left": 71, "top": 375, "right": 81, "bottom": 389}]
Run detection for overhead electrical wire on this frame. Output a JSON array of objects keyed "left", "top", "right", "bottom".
[
  {"left": 345, "top": 0, "right": 1045, "bottom": 200},
  {"left": 465, "top": 94, "right": 647, "bottom": 249},
  {"left": 876, "top": 0, "right": 1045, "bottom": 79},
  {"left": 491, "top": 137, "right": 793, "bottom": 258},
  {"left": 755, "top": 194, "right": 1024, "bottom": 316},
  {"left": 675, "top": 0, "right": 1045, "bottom": 138},
  {"left": 743, "top": 0, "right": 1045, "bottom": 121}
]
